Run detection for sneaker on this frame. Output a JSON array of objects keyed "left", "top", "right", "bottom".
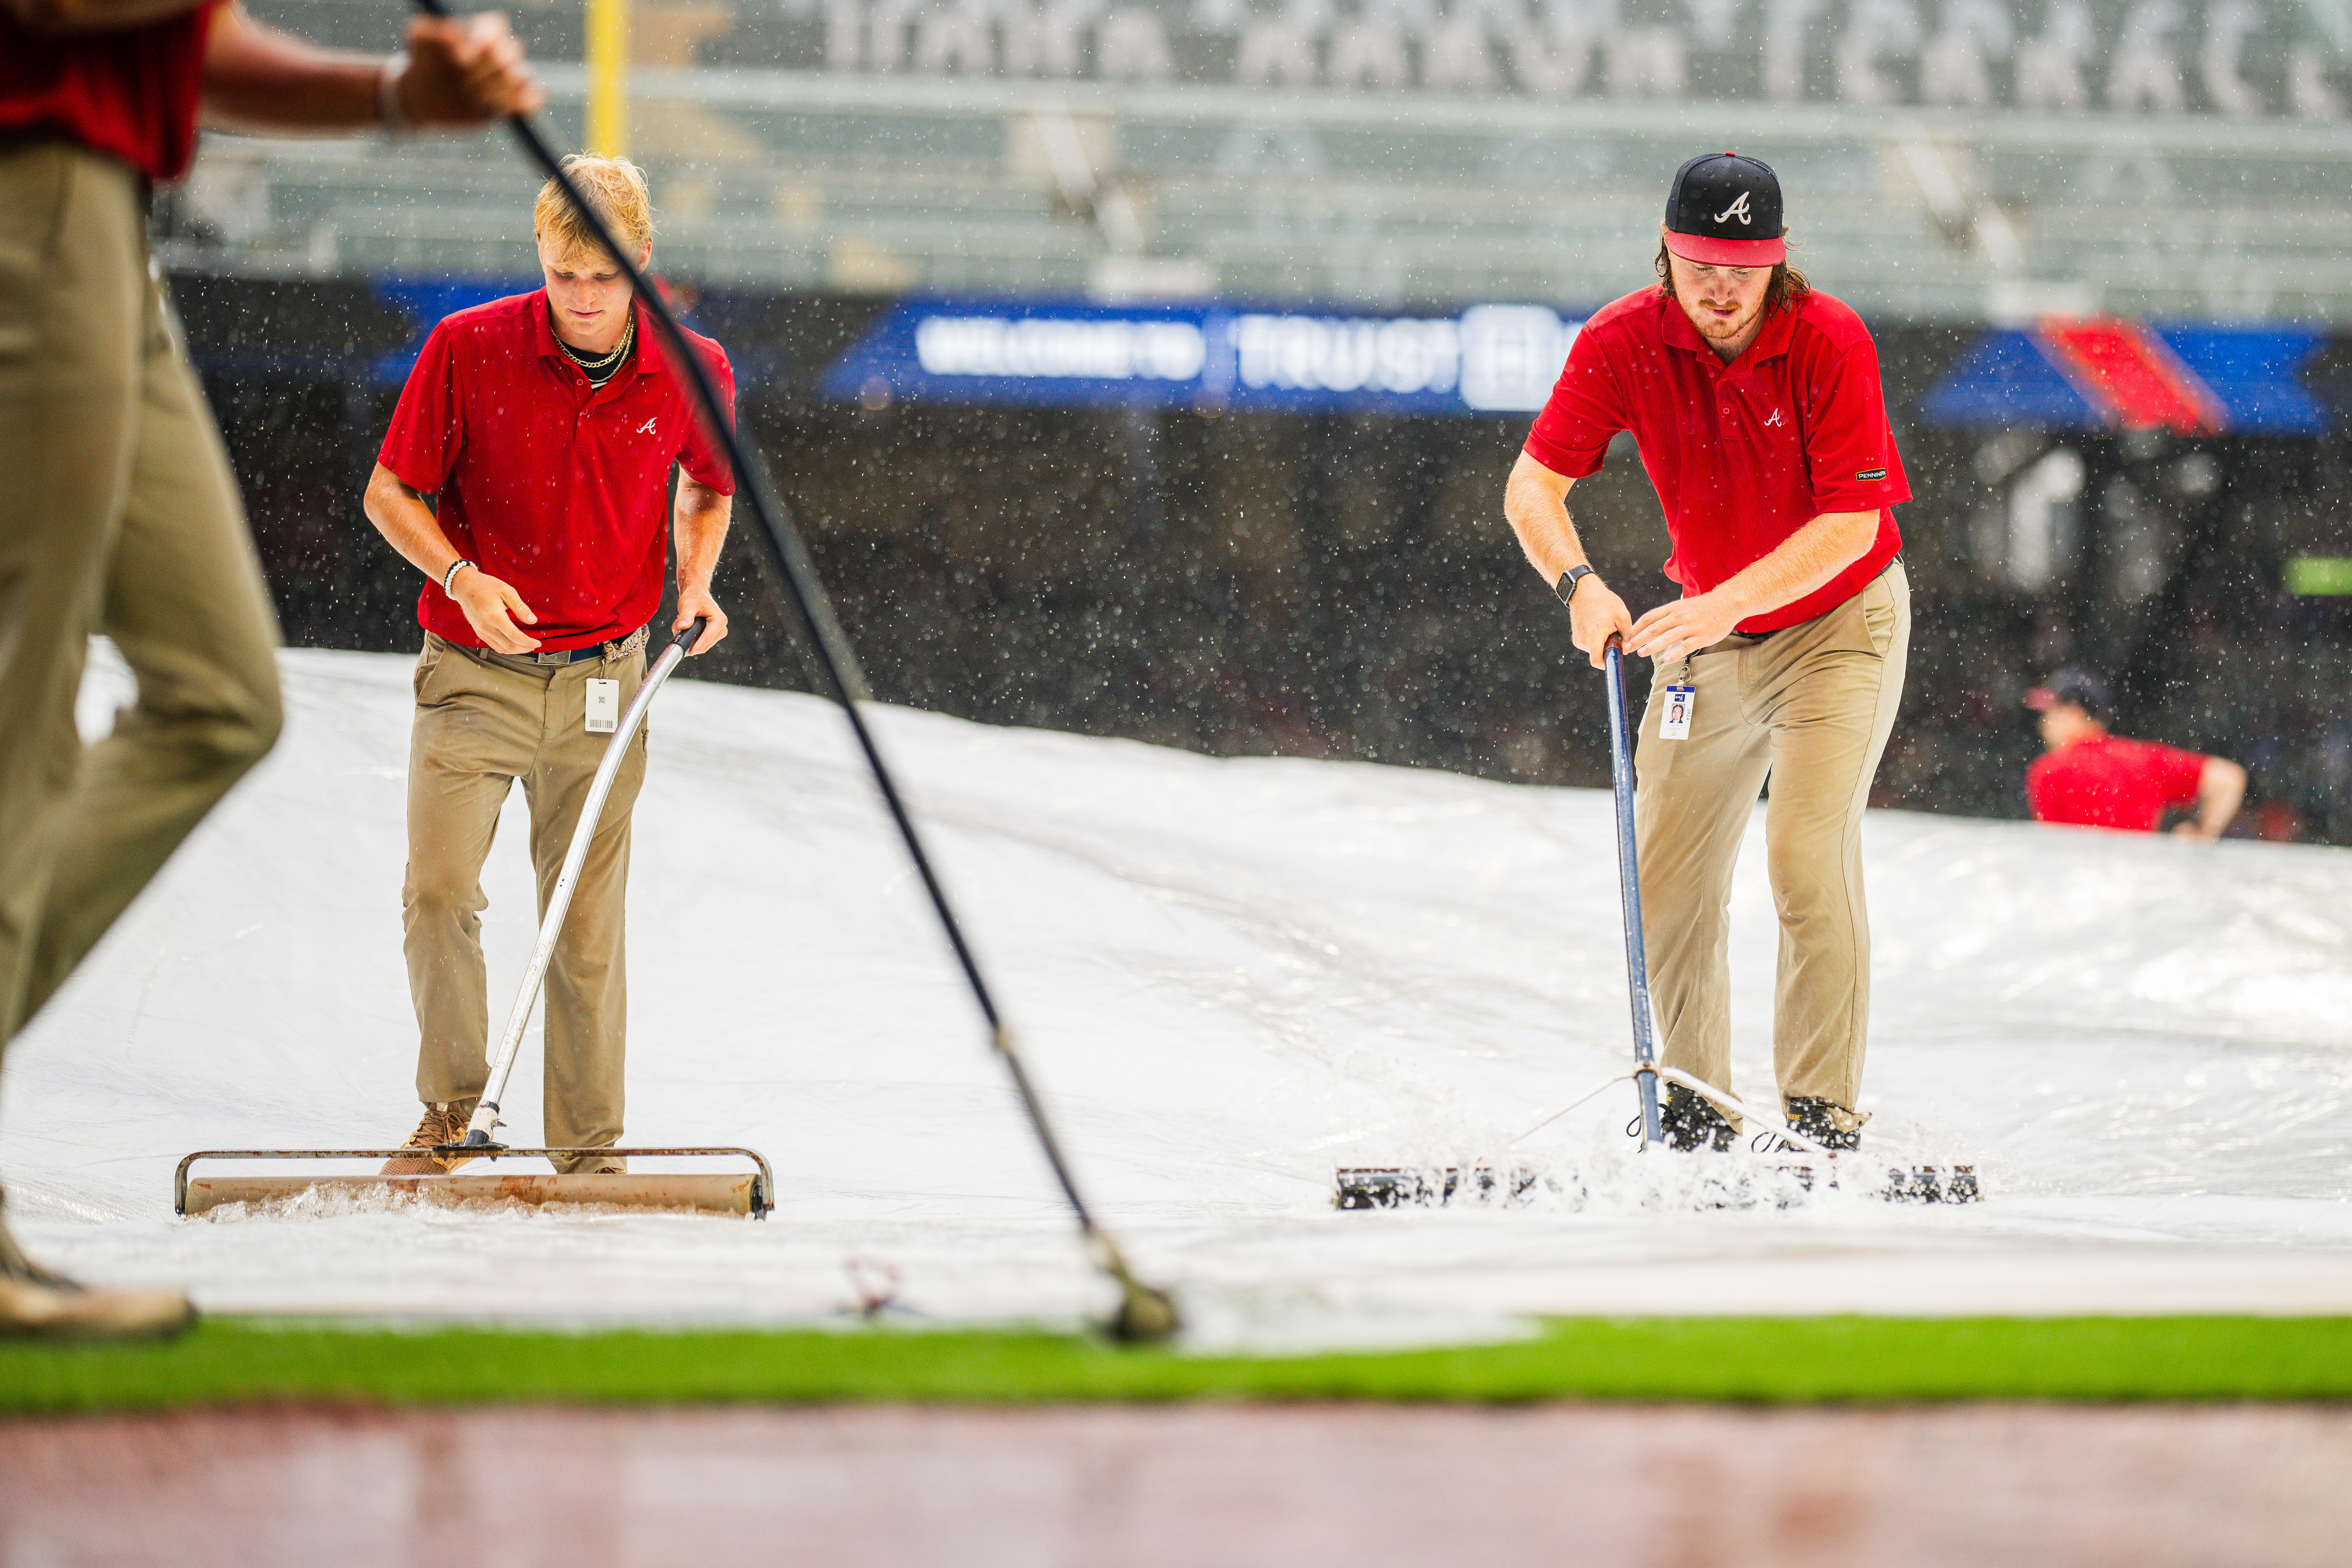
[
  {"left": 1657, "top": 1081, "right": 1736, "bottom": 1152},
  {"left": 0, "top": 1268, "right": 193, "bottom": 1340},
  {"left": 379, "top": 1099, "right": 481, "bottom": 1176},
  {"left": 1783, "top": 1096, "right": 1863, "bottom": 1152}
]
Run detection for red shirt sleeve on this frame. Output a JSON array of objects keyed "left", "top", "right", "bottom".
[
  {"left": 676, "top": 339, "right": 737, "bottom": 497},
  {"left": 2145, "top": 743, "right": 2211, "bottom": 807},
  {"left": 2025, "top": 753, "right": 2057, "bottom": 822},
  {"left": 0, "top": 0, "right": 220, "bottom": 183},
  {"left": 1521, "top": 323, "right": 1626, "bottom": 480},
  {"left": 376, "top": 321, "right": 465, "bottom": 495},
  {"left": 1802, "top": 336, "right": 1912, "bottom": 516}
]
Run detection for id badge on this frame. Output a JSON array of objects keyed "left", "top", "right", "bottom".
[
  {"left": 1658, "top": 684, "right": 1696, "bottom": 741},
  {"left": 585, "top": 677, "right": 620, "bottom": 735}
]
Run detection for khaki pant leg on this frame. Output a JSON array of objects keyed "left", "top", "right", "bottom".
[
  {"left": 524, "top": 651, "right": 646, "bottom": 1167},
  {"left": 0, "top": 147, "right": 143, "bottom": 1044},
  {"left": 20, "top": 248, "right": 284, "bottom": 1022},
  {"left": 1633, "top": 642, "right": 1774, "bottom": 1116},
  {"left": 1752, "top": 563, "right": 1910, "bottom": 1118},
  {"left": 0, "top": 146, "right": 144, "bottom": 1274},
  {"left": 403, "top": 637, "right": 540, "bottom": 1105}
]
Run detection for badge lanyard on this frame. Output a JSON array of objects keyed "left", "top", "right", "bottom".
[
  {"left": 1655, "top": 648, "right": 1700, "bottom": 741},
  {"left": 585, "top": 677, "right": 620, "bottom": 734}
]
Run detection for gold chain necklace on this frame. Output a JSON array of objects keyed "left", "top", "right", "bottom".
[{"left": 559, "top": 308, "right": 635, "bottom": 379}]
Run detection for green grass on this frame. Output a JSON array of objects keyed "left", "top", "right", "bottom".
[{"left": 4, "top": 1316, "right": 2351, "bottom": 1412}]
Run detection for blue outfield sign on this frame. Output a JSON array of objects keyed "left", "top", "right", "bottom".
[
  {"left": 817, "top": 298, "right": 1583, "bottom": 415},
  {"left": 371, "top": 278, "right": 535, "bottom": 386},
  {"left": 1920, "top": 322, "right": 2331, "bottom": 436}
]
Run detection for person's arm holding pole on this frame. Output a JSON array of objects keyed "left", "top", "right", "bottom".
[
  {"left": 199, "top": 2, "right": 537, "bottom": 131},
  {"left": 671, "top": 473, "right": 731, "bottom": 657},
  {"left": 1509, "top": 452, "right": 1875, "bottom": 672},
  {"left": 1507, "top": 462, "right": 1866, "bottom": 671},
  {"left": 1503, "top": 451, "right": 1633, "bottom": 665}
]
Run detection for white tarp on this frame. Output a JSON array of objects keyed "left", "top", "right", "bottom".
[{"left": 5, "top": 647, "right": 2349, "bottom": 1343}]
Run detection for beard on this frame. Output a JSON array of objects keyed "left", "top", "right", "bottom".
[{"left": 1683, "top": 296, "right": 1760, "bottom": 341}]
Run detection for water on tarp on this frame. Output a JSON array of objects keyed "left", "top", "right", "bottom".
[{"left": 4, "top": 646, "right": 2348, "bottom": 1342}]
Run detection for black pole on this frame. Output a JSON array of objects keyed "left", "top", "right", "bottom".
[
  {"left": 1604, "top": 643, "right": 1665, "bottom": 1148},
  {"left": 405, "top": 4, "right": 1174, "bottom": 1339}
]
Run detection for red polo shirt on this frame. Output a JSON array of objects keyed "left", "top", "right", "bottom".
[
  {"left": 1523, "top": 286, "right": 1908, "bottom": 634},
  {"left": 0, "top": 0, "right": 221, "bottom": 183},
  {"left": 2028, "top": 735, "right": 2209, "bottom": 832},
  {"left": 378, "top": 290, "right": 736, "bottom": 652}
]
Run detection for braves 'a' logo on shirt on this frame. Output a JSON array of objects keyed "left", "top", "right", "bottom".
[
  {"left": 636, "top": 416, "right": 658, "bottom": 435},
  {"left": 1764, "top": 408, "right": 1785, "bottom": 427},
  {"left": 1715, "top": 191, "right": 1754, "bottom": 226}
]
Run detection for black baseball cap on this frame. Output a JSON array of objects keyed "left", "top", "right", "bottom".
[
  {"left": 2024, "top": 668, "right": 2110, "bottom": 718},
  {"left": 1664, "top": 152, "right": 1786, "bottom": 267}
]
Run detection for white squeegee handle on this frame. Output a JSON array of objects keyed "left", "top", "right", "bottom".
[
  {"left": 1605, "top": 641, "right": 1666, "bottom": 1149},
  {"left": 460, "top": 618, "right": 704, "bottom": 1149}
]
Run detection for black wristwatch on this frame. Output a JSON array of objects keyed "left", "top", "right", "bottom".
[{"left": 1555, "top": 565, "right": 1594, "bottom": 608}]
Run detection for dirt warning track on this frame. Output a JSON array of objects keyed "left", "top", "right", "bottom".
[{"left": 4, "top": 1401, "right": 2346, "bottom": 1566}]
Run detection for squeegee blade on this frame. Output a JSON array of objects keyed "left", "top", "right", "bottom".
[
  {"left": 1332, "top": 1165, "right": 1539, "bottom": 1210},
  {"left": 181, "top": 1171, "right": 763, "bottom": 1217}
]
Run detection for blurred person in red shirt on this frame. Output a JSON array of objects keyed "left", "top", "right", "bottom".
[
  {"left": 2026, "top": 669, "right": 2245, "bottom": 838},
  {"left": 0, "top": 0, "right": 536, "bottom": 1337}
]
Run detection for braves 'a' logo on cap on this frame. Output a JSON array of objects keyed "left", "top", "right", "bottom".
[{"left": 1715, "top": 191, "right": 1754, "bottom": 226}]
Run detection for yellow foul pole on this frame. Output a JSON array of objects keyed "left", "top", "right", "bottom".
[{"left": 585, "top": 0, "right": 629, "bottom": 156}]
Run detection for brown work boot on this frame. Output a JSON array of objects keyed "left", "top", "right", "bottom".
[
  {"left": 0, "top": 1215, "right": 75, "bottom": 1289},
  {"left": 379, "top": 1099, "right": 481, "bottom": 1175},
  {"left": 0, "top": 1270, "right": 193, "bottom": 1340}
]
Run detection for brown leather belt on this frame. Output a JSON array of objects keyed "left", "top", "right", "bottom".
[{"left": 532, "top": 624, "right": 649, "bottom": 666}]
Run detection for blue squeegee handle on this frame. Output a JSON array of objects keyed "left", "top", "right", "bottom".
[{"left": 1604, "top": 641, "right": 1665, "bottom": 1148}]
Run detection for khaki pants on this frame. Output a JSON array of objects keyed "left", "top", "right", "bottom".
[
  {"left": 1633, "top": 561, "right": 1909, "bottom": 1127},
  {"left": 404, "top": 633, "right": 646, "bottom": 1168},
  {"left": 0, "top": 145, "right": 283, "bottom": 1265}
]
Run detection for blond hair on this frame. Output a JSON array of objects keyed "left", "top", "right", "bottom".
[{"left": 533, "top": 154, "right": 654, "bottom": 260}]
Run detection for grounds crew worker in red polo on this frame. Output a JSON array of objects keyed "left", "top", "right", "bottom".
[
  {"left": 1504, "top": 152, "right": 1911, "bottom": 1155},
  {"left": 363, "top": 156, "right": 734, "bottom": 1175},
  {"left": 2026, "top": 668, "right": 2245, "bottom": 838},
  {"left": 1, "top": 0, "right": 534, "bottom": 1334}
]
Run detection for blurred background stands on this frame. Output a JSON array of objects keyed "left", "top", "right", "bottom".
[{"left": 156, "top": 0, "right": 2352, "bottom": 840}]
